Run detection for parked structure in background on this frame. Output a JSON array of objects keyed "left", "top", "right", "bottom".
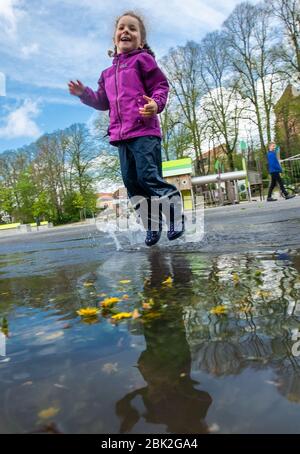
[
  {"left": 162, "top": 158, "right": 194, "bottom": 211},
  {"left": 97, "top": 149, "right": 266, "bottom": 216},
  {"left": 96, "top": 192, "right": 115, "bottom": 211},
  {"left": 96, "top": 189, "right": 128, "bottom": 221},
  {"left": 196, "top": 145, "right": 227, "bottom": 174},
  {"left": 164, "top": 157, "right": 263, "bottom": 208},
  {"left": 275, "top": 84, "right": 300, "bottom": 159},
  {"left": 280, "top": 154, "right": 300, "bottom": 195}
]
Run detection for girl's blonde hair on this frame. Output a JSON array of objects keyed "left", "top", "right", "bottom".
[{"left": 108, "top": 11, "right": 155, "bottom": 58}]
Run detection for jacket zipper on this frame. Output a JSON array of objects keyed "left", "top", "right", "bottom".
[{"left": 115, "top": 58, "right": 122, "bottom": 139}]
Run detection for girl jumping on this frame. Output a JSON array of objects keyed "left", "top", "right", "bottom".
[{"left": 68, "top": 11, "right": 184, "bottom": 246}]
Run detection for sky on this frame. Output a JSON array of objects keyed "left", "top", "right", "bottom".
[{"left": 0, "top": 0, "right": 258, "bottom": 153}]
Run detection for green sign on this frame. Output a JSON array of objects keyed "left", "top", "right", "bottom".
[
  {"left": 162, "top": 158, "right": 192, "bottom": 177},
  {"left": 240, "top": 140, "right": 247, "bottom": 151},
  {"left": 214, "top": 159, "right": 224, "bottom": 173}
]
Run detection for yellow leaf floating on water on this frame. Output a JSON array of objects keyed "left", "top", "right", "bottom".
[
  {"left": 83, "top": 282, "right": 94, "bottom": 287},
  {"left": 241, "top": 306, "right": 252, "bottom": 314},
  {"left": 162, "top": 276, "right": 173, "bottom": 285},
  {"left": 77, "top": 307, "right": 100, "bottom": 317},
  {"left": 235, "top": 298, "right": 252, "bottom": 314},
  {"left": 132, "top": 309, "right": 141, "bottom": 319},
  {"left": 237, "top": 304, "right": 252, "bottom": 314},
  {"left": 100, "top": 297, "right": 120, "bottom": 308},
  {"left": 210, "top": 305, "right": 227, "bottom": 315},
  {"left": 1, "top": 327, "right": 9, "bottom": 337},
  {"left": 38, "top": 407, "right": 60, "bottom": 420},
  {"left": 119, "top": 280, "right": 131, "bottom": 284},
  {"left": 122, "top": 294, "right": 129, "bottom": 299},
  {"left": 82, "top": 316, "right": 99, "bottom": 325},
  {"left": 142, "top": 310, "right": 162, "bottom": 320},
  {"left": 1, "top": 318, "right": 9, "bottom": 337},
  {"left": 256, "top": 290, "right": 272, "bottom": 298},
  {"left": 232, "top": 273, "right": 240, "bottom": 283},
  {"left": 111, "top": 312, "right": 132, "bottom": 320},
  {"left": 142, "top": 298, "right": 155, "bottom": 310}
]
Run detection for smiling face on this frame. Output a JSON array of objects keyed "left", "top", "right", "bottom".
[{"left": 114, "top": 15, "right": 144, "bottom": 54}]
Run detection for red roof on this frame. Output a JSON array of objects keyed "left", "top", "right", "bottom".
[{"left": 96, "top": 192, "right": 114, "bottom": 200}]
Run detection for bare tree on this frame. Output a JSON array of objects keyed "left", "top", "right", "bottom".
[
  {"left": 160, "top": 91, "right": 194, "bottom": 161},
  {"left": 223, "top": 2, "right": 282, "bottom": 151},
  {"left": 200, "top": 31, "right": 245, "bottom": 170},
  {"left": 160, "top": 96, "right": 175, "bottom": 161},
  {"left": 65, "top": 123, "right": 99, "bottom": 194},
  {"left": 160, "top": 42, "right": 207, "bottom": 173},
  {"left": 266, "top": 0, "right": 300, "bottom": 78}
]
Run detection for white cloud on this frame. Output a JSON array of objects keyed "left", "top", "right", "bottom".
[
  {"left": 20, "top": 42, "right": 39, "bottom": 59},
  {"left": 0, "top": 0, "right": 260, "bottom": 91},
  {"left": 7, "top": 92, "right": 78, "bottom": 105},
  {"left": 0, "top": 0, "right": 24, "bottom": 37},
  {"left": 0, "top": 99, "right": 42, "bottom": 138}
]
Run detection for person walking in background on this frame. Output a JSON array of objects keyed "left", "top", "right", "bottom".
[
  {"left": 267, "top": 143, "right": 295, "bottom": 202},
  {"left": 68, "top": 11, "right": 184, "bottom": 246}
]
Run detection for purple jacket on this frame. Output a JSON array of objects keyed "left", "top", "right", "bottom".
[{"left": 79, "top": 49, "right": 169, "bottom": 145}]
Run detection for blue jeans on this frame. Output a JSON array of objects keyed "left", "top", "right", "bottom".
[{"left": 118, "top": 136, "right": 182, "bottom": 230}]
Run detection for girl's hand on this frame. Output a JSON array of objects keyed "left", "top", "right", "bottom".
[
  {"left": 139, "top": 95, "right": 158, "bottom": 117},
  {"left": 68, "top": 80, "right": 86, "bottom": 96}
]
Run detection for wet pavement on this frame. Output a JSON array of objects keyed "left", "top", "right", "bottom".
[{"left": 0, "top": 197, "right": 300, "bottom": 433}]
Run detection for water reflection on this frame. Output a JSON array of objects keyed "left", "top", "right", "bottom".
[
  {"left": 116, "top": 251, "right": 212, "bottom": 434},
  {"left": 184, "top": 253, "right": 300, "bottom": 404},
  {"left": 1, "top": 246, "right": 300, "bottom": 433}
]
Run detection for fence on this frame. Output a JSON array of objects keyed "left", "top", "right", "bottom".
[{"left": 281, "top": 154, "right": 300, "bottom": 185}]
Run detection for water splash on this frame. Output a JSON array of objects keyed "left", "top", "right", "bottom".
[
  {"left": 94, "top": 203, "right": 205, "bottom": 252},
  {"left": 95, "top": 207, "right": 146, "bottom": 251},
  {"left": 95, "top": 217, "right": 123, "bottom": 251}
]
